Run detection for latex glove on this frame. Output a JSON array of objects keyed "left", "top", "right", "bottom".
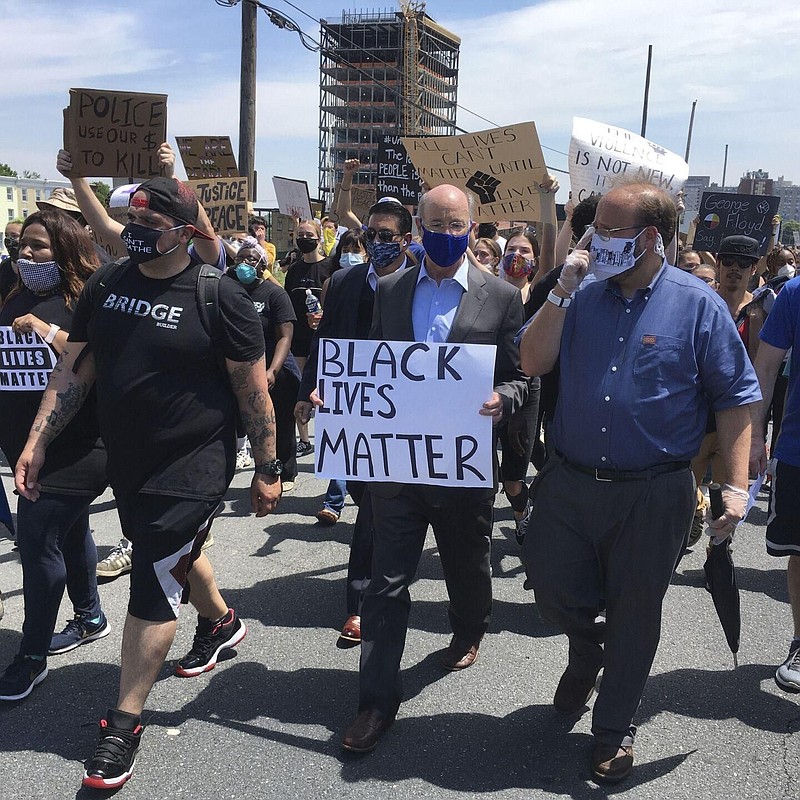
[
  {"left": 706, "top": 483, "right": 748, "bottom": 544},
  {"left": 557, "top": 227, "right": 593, "bottom": 295}
]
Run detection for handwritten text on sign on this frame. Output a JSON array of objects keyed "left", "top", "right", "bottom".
[
  {"left": 377, "top": 136, "right": 422, "bottom": 203},
  {"left": 569, "top": 117, "right": 688, "bottom": 202},
  {"left": 65, "top": 89, "right": 167, "bottom": 178},
  {"left": 175, "top": 136, "right": 239, "bottom": 179},
  {"left": 0, "top": 326, "right": 57, "bottom": 391},
  {"left": 403, "top": 123, "right": 548, "bottom": 222},
  {"left": 693, "top": 192, "right": 780, "bottom": 255},
  {"left": 315, "top": 339, "right": 496, "bottom": 488},
  {"left": 189, "top": 177, "right": 249, "bottom": 235}
]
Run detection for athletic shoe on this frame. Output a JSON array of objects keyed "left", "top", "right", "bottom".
[
  {"left": 281, "top": 480, "right": 295, "bottom": 493},
  {"left": 296, "top": 440, "right": 314, "bottom": 456},
  {"left": 49, "top": 612, "right": 111, "bottom": 655},
  {"left": 316, "top": 508, "right": 339, "bottom": 526},
  {"left": 96, "top": 541, "right": 132, "bottom": 578},
  {"left": 82, "top": 711, "right": 143, "bottom": 790},
  {"left": 236, "top": 446, "right": 252, "bottom": 469},
  {"left": 175, "top": 609, "right": 246, "bottom": 677},
  {"left": 687, "top": 512, "right": 705, "bottom": 548},
  {"left": 0, "top": 655, "right": 48, "bottom": 701},
  {"left": 776, "top": 640, "right": 800, "bottom": 692}
]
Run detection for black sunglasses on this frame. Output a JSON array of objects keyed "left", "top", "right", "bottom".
[
  {"left": 364, "top": 228, "right": 400, "bottom": 244},
  {"left": 719, "top": 255, "right": 757, "bottom": 269}
]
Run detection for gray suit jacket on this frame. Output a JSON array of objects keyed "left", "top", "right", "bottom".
[{"left": 369, "top": 261, "right": 528, "bottom": 504}]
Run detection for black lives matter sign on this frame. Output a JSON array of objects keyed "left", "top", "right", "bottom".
[
  {"left": 64, "top": 88, "right": 167, "bottom": 178},
  {"left": 0, "top": 327, "right": 57, "bottom": 391},
  {"left": 377, "top": 136, "right": 422, "bottom": 204},
  {"left": 693, "top": 192, "right": 781, "bottom": 255}
]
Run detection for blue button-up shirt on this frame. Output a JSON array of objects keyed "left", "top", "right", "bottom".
[
  {"left": 553, "top": 262, "right": 761, "bottom": 470},
  {"left": 412, "top": 257, "right": 469, "bottom": 342}
]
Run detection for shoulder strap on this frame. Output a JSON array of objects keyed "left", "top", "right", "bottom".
[
  {"left": 196, "top": 264, "right": 223, "bottom": 343},
  {"left": 91, "top": 258, "right": 131, "bottom": 314}
]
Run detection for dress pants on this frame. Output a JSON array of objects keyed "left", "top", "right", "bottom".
[
  {"left": 358, "top": 486, "right": 493, "bottom": 716},
  {"left": 523, "top": 456, "right": 693, "bottom": 748}
]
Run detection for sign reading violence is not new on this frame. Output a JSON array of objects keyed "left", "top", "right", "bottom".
[
  {"left": 693, "top": 192, "right": 780, "bottom": 255},
  {"left": 569, "top": 117, "right": 688, "bottom": 202},
  {"left": 175, "top": 136, "right": 239, "bottom": 179},
  {"left": 0, "top": 326, "right": 57, "bottom": 392},
  {"left": 315, "top": 339, "right": 496, "bottom": 488},
  {"left": 402, "top": 123, "right": 548, "bottom": 222},
  {"left": 189, "top": 177, "right": 249, "bottom": 236},
  {"left": 64, "top": 88, "right": 167, "bottom": 178}
]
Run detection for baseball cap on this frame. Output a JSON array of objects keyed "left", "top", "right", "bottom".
[
  {"left": 37, "top": 187, "right": 82, "bottom": 216},
  {"left": 718, "top": 235, "right": 759, "bottom": 261},
  {"left": 130, "top": 177, "right": 215, "bottom": 239}
]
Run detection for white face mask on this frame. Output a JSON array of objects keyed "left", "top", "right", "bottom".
[
  {"left": 589, "top": 229, "right": 646, "bottom": 282},
  {"left": 340, "top": 252, "right": 366, "bottom": 268},
  {"left": 778, "top": 264, "right": 796, "bottom": 279}
]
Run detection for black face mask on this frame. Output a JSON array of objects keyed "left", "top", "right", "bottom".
[
  {"left": 3, "top": 237, "right": 19, "bottom": 261},
  {"left": 297, "top": 238, "right": 319, "bottom": 255},
  {"left": 121, "top": 222, "right": 183, "bottom": 264}
]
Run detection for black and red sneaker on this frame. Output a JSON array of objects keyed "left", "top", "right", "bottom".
[
  {"left": 175, "top": 608, "right": 246, "bottom": 677},
  {"left": 82, "top": 710, "right": 143, "bottom": 790}
]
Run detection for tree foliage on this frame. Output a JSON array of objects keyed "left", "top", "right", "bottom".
[
  {"left": 0, "top": 163, "right": 17, "bottom": 177},
  {"left": 91, "top": 182, "right": 111, "bottom": 206}
]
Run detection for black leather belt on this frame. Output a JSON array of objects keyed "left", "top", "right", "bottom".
[{"left": 557, "top": 452, "right": 689, "bottom": 482}]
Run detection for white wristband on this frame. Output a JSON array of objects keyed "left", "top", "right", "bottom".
[
  {"left": 44, "top": 324, "right": 60, "bottom": 344},
  {"left": 547, "top": 290, "right": 571, "bottom": 308}
]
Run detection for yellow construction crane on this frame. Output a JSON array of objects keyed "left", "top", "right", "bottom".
[{"left": 399, "top": 0, "right": 425, "bottom": 135}]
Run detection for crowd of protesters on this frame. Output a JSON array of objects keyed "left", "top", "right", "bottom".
[{"left": 0, "top": 145, "right": 798, "bottom": 791}]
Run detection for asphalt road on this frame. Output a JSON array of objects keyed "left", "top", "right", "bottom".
[{"left": 0, "top": 442, "right": 798, "bottom": 800}]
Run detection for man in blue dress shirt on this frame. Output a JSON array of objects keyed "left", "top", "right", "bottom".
[{"left": 519, "top": 181, "right": 760, "bottom": 784}]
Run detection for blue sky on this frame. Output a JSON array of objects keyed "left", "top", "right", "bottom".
[{"left": 2, "top": 0, "right": 798, "bottom": 207}]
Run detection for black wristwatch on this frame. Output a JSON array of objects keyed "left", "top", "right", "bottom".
[{"left": 254, "top": 459, "right": 283, "bottom": 477}]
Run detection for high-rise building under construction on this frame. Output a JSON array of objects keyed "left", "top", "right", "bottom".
[{"left": 318, "top": 3, "right": 460, "bottom": 204}]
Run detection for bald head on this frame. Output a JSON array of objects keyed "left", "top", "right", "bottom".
[
  {"left": 599, "top": 182, "right": 677, "bottom": 244},
  {"left": 417, "top": 184, "right": 471, "bottom": 226}
]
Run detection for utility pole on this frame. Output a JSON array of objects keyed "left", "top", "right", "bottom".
[
  {"left": 640, "top": 45, "right": 652, "bottom": 137},
  {"left": 721, "top": 144, "right": 729, "bottom": 189},
  {"left": 239, "top": 0, "right": 257, "bottom": 201}
]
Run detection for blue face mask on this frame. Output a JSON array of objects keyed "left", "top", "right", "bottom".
[
  {"left": 365, "top": 238, "right": 403, "bottom": 269},
  {"left": 340, "top": 251, "right": 366, "bottom": 268},
  {"left": 421, "top": 227, "right": 470, "bottom": 268},
  {"left": 235, "top": 263, "right": 258, "bottom": 285}
]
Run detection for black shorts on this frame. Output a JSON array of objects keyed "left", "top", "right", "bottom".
[
  {"left": 116, "top": 493, "right": 222, "bottom": 621},
  {"left": 766, "top": 461, "right": 800, "bottom": 557}
]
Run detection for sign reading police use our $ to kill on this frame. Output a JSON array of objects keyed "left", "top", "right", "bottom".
[{"left": 315, "top": 339, "right": 496, "bottom": 488}]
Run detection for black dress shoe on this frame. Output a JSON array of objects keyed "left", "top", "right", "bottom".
[
  {"left": 440, "top": 637, "right": 479, "bottom": 671},
  {"left": 553, "top": 666, "right": 598, "bottom": 715},
  {"left": 342, "top": 708, "right": 395, "bottom": 752},
  {"left": 591, "top": 741, "right": 634, "bottom": 783}
]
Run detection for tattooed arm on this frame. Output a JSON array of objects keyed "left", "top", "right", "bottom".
[
  {"left": 15, "top": 342, "right": 96, "bottom": 501},
  {"left": 226, "top": 354, "right": 281, "bottom": 516}
]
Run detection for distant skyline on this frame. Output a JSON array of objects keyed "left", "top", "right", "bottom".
[{"left": 2, "top": 0, "right": 798, "bottom": 207}]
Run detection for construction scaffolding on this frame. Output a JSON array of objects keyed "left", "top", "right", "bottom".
[{"left": 318, "top": 4, "right": 460, "bottom": 205}]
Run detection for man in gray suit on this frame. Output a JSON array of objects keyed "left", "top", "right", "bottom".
[{"left": 342, "top": 184, "right": 528, "bottom": 752}]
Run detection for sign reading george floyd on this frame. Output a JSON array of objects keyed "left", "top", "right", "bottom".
[
  {"left": 314, "top": 339, "right": 495, "bottom": 488},
  {"left": 64, "top": 88, "right": 167, "bottom": 178},
  {"left": 175, "top": 136, "right": 239, "bottom": 179},
  {"left": 569, "top": 117, "right": 688, "bottom": 202},
  {"left": 402, "top": 122, "right": 548, "bottom": 222},
  {"left": 693, "top": 192, "right": 780, "bottom": 255},
  {"left": 189, "top": 177, "right": 249, "bottom": 235},
  {"left": 377, "top": 135, "right": 422, "bottom": 203},
  {"left": 0, "top": 326, "right": 58, "bottom": 392}
]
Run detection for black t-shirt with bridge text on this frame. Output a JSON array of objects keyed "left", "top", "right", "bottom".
[
  {"left": 69, "top": 260, "right": 265, "bottom": 500},
  {"left": 0, "top": 289, "right": 106, "bottom": 496}
]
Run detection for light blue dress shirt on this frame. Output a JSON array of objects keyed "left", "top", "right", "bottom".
[{"left": 411, "top": 257, "right": 469, "bottom": 342}]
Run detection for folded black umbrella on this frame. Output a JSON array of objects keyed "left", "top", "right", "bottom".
[{"left": 704, "top": 484, "right": 740, "bottom": 668}]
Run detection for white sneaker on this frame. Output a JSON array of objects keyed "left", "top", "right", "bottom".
[
  {"left": 236, "top": 447, "right": 252, "bottom": 469},
  {"left": 776, "top": 641, "right": 800, "bottom": 692},
  {"left": 96, "top": 542, "right": 132, "bottom": 578}
]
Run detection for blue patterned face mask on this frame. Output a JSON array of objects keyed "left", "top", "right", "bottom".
[{"left": 365, "top": 237, "right": 403, "bottom": 269}]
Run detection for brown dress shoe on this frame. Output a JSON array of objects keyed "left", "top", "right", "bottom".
[
  {"left": 441, "top": 637, "right": 479, "bottom": 671},
  {"left": 342, "top": 708, "right": 394, "bottom": 752},
  {"left": 339, "top": 615, "right": 361, "bottom": 643},
  {"left": 553, "top": 666, "right": 597, "bottom": 715},
  {"left": 591, "top": 742, "right": 634, "bottom": 784}
]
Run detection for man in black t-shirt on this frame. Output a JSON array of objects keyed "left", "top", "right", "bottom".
[{"left": 15, "top": 177, "right": 281, "bottom": 791}]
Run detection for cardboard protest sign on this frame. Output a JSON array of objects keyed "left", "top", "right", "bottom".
[
  {"left": 693, "top": 192, "right": 780, "bottom": 255},
  {"left": 314, "top": 339, "right": 495, "bottom": 488},
  {"left": 272, "top": 176, "right": 313, "bottom": 220},
  {"left": 0, "top": 326, "right": 58, "bottom": 391},
  {"left": 189, "top": 177, "right": 249, "bottom": 235},
  {"left": 569, "top": 117, "right": 688, "bottom": 202},
  {"left": 175, "top": 136, "right": 239, "bottom": 179},
  {"left": 64, "top": 89, "right": 167, "bottom": 178},
  {"left": 332, "top": 183, "right": 376, "bottom": 223},
  {"left": 403, "top": 123, "right": 548, "bottom": 222},
  {"left": 377, "top": 135, "right": 422, "bottom": 204}
]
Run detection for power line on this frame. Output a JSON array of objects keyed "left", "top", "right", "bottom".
[{"left": 214, "top": 0, "right": 569, "bottom": 173}]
